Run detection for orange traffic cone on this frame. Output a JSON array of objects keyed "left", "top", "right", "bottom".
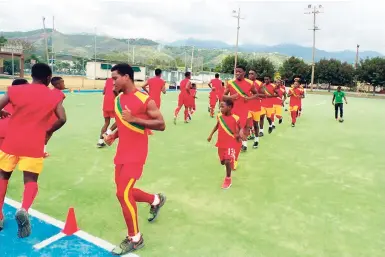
[{"left": 62, "top": 207, "right": 79, "bottom": 235}]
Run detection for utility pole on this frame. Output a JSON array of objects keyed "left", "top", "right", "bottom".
[
  {"left": 190, "top": 45, "right": 194, "bottom": 72},
  {"left": 42, "top": 17, "right": 49, "bottom": 64},
  {"left": 184, "top": 46, "right": 187, "bottom": 72},
  {"left": 127, "top": 39, "right": 130, "bottom": 64},
  {"left": 232, "top": 8, "right": 244, "bottom": 76},
  {"left": 94, "top": 27, "right": 97, "bottom": 86},
  {"left": 132, "top": 45, "right": 135, "bottom": 64},
  {"left": 355, "top": 44, "right": 360, "bottom": 69},
  {"left": 52, "top": 16, "right": 55, "bottom": 73},
  {"left": 305, "top": 4, "right": 323, "bottom": 91}
]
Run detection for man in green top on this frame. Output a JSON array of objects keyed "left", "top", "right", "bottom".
[{"left": 332, "top": 86, "right": 348, "bottom": 120}]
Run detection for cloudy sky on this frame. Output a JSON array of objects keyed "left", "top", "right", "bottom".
[{"left": 0, "top": 0, "right": 384, "bottom": 54}]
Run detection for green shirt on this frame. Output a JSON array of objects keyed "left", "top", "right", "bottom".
[{"left": 333, "top": 91, "right": 345, "bottom": 103}]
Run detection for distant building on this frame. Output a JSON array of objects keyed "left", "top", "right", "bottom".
[{"left": 85, "top": 61, "right": 146, "bottom": 81}]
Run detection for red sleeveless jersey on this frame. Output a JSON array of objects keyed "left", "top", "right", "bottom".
[
  {"left": 114, "top": 90, "right": 151, "bottom": 164},
  {"left": 1, "top": 84, "right": 62, "bottom": 157},
  {"left": 147, "top": 76, "right": 165, "bottom": 106},
  {"left": 216, "top": 113, "right": 239, "bottom": 148}
]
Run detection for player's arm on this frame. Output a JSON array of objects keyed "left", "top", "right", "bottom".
[
  {"left": 207, "top": 122, "right": 218, "bottom": 142},
  {"left": 141, "top": 81, "right": 149, "bottom": 94},
  {"left": 343, "top": 93, "right": 348, "bottom": 104},
  {"left": 161, "top": 81, "right": 166, "bottom": 94},
  {"left": 332, "top": 93, "right": 335, "bottom": 105},
  {"left": 104, "top": 129, "right": 119, "bottom": 146},
  {"left": 208, "top": 81, "right": 212, "bottom": 89},
  {"left": 186, "top": 81, "right": 192, "bottom": 95},
  {"left": 222, "top": 85, "right": 239, "bottom": 101},
  {"left": 0, "top": 94, "right": 11, "bottom": 118},
  {"left": 122, "top": 100, "right": 165, "bottom": 131},
  {"left": 47, "top": 101, "right": 67, "bottom": 136}
]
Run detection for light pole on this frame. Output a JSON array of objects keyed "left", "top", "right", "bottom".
[
  {"left": 305, "top": 4, "right": 323, "bottom": 91},
  {"left": 94, "top": 27, "right": 97, "bottom": 87},
  {"left": 355, "top": 44, "right": 360, "bottom": 69},
  {"left": 232, "top": 8, "right": 244, "bottom": 76}
]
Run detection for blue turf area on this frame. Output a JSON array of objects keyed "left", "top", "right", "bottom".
[{"left": 0, "top": 203, "right": 112, "bottom": 257}]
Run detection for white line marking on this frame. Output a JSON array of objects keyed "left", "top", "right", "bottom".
[
  {"left": 4, "top": 197, "right": 140, "bottom": 257},
  {"left": 33, "top": 232, "right": 66, "bottom": 249}
]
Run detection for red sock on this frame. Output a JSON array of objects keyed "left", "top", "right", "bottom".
[
  {"left": 132, "top": 188, "right": 155, "bottom": 204},
  {"left": 270, "top": 115, "right": 275, "bottom": 123},
  {"left": 184, "top": 108, "right": 189, "bottom": 121},
  {"left": 291, "top": 111, "right": 297, "bottom": 124},
  {"left": 174, "top": 106, "right": 181, "bottom": 117},
  {"left": 0, "top": 179, "right": 9, "bottom": 220},
  {"left": 276, "top": 115, "right": 282, "bottom": 120},
  {"left": 21, "top": 182, "right": 38, "bottom": 211}
]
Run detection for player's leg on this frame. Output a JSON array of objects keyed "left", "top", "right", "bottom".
[
  {"left": 275, "top": 105, "right": 283, "bottom": 124},
  {"left": 270, "top": 107, "right": 276, "bottom": 129},
  {"left": 98, "top": 116, "right": 111, "bottom": 147},
  {"left": 219, "top": 148, "right": 233, "bottom": 189},
  {"left": 290, "top": 106, "right": 297, "bottom": 127},
  {"left": 266, "top": 108, "right": 274, "bottom": 134},
  {"left": 259, "top": 108, "right": 266, "bottom": 137},
  {"left": 174, "top": 94, "right": 183, "bottom": 124},
  {"left": 252, "top": 112, "right": 260, "bottom": 149},
  {"left": 0, "top": 170, "right": 13, "bottom": 231},
  {"left": 183, "top": 105, "right": 190, "bottom": 123},
  {"left": 340, "top": 103, "right": 344, "bottom": 119},
  {"left": 334, "top": 103, "right": 339, "bottom": 120},
  {"left": 240, "top": 115, "right": 249, "bottom": 152}
]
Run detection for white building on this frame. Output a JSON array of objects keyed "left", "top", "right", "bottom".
[{"left": 86, "top": 61, "right": 146, "bottom": 81}]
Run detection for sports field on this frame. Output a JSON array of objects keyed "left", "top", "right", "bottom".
[{"left": 4, "top": 92, "right": 385, "bottom": 257}]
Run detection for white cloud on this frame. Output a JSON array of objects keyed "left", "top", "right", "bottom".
[{"left": 0, "top": 0, "right": 384, "bottom": 54}]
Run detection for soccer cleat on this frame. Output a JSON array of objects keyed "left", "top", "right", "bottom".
[
  {"left": 247, "top": 135, "right": 255, "bottom": 141},
  {"left": 221, "top": 177, "right": 232, "bottom": 189},
  {"left": 233, "top": 160, "right": 238, "bottom": 170},
  {"left": 241, "top": 145, "right": 247, "bottom": 152},
  {"left": 291, "top": 123, "right": 295, "bottom": 127},
  {"left": 279, "top": 119, "right": 283, "bottom": 124},
  {"left": 272, "top": 125, "right": 276, "bottom": 130},
  {"left": 148, "top": 193, "right": 166, "bottom": 222},
  {"left": 97, "top": 142, "right": 106, "bottom": 148},
  {"left": 173, "top": 117, "right": 177, "bottom": 125},
  {"left": 207, "top": 107, "right": 210, "bottom": 113},
  {"left": 268, "top": 127, "right": 273, "bottom": 134},
  {"left": 0, "top": 218, "right": 3, "bottom": 231},
  {"left": 111, "top": 236, "right": 144, "bottom": 255},
  {"left": 15, "top": 209, "right": 31, "bottom": 238},
  {"left": 259, "top": 132, "right": 264, "bottom": 137},
  {"left": 44, "top": 152, "right": 50, "bottom": 158},
  {"left": 253, "top": 141, "right": 259, "bottom": 149}
]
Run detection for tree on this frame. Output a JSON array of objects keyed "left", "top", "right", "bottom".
[
  {"left": 220, "top": 55, "right": 248, "bottom": 74},
  {"left": 279, "top": 56, "right": 311, "bottom": 84},
  {"left": 356, "top": 57, "right": 385, "bottom": 95},
  {"left": 247, "top": 57, "right": 275, "bottom": 79},
  {"left": 315, "top": 59, "right": 354, "bottom": 90},
  {"left": 0, "top": 36, "right": 7, "bottom": 47}
]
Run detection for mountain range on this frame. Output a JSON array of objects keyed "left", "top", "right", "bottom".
[{"left": 1, "top": 30, "right": 383, "bottom": 67}]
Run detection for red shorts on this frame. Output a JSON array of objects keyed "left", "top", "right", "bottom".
[
  {"left": 103, "top": 110, "right": 115, "bottom": 118},
  {"left": 115, "top": 163, "right": 144, "bottom": 181},
  {"left": 217, "top": 147, "right": 235, "bottom": 163}
]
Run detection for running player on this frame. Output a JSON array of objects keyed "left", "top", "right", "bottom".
[
  {"left": 174, "top": 72, "right": 192, "bottom": 124},
  {"left": 272, "top": 80, "right": 286, "bottom": 125},
  {"left": 246, "top": 69, "right": 263, "bottom": 149},
  {"left": 223, "top": 65, "right": 257, "bottom": 165},
  {"left": 103, "top": 64, "right": 166, "bottom": 255},
  {"left": 208, "top": 85, "right": 217, "bottom": 118},
  {"left": 259, "top": 76, "right": 277, "bottom": 135},
  {"left": 0, "top": 79, "right": 29, "bottom": 147},
  {"left": 0, "top": 63, "right": 67, "bottom": 236},
  {"left": 208, "top": 73, "right": 222, "bottom": 110},
  {"left": 207, "top": 99, "right": 243, "bottom": 189},
  {"left": 98, "top": 78, "right": 117, "bottom": 148},
  {"left": 190, "top": 83, "right": 197, "bottom": 116},
  {"left": 44, "top": 77, "right": 67, "bottom": 158},
  {"left": 141, "top": 68, "right": 166, "bottom": 109},
  {"left": 287, "top": 81, "right": 303, "bottom": 127}
]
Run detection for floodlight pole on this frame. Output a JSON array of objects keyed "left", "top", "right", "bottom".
[
  {"left": 233, "top": 8, "right": 243, "bottom": 76},
  {"left": 305, "top": 5, "right": 322, "bottom": 91}
]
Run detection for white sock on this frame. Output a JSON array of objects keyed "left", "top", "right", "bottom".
[
  {"left": 98, "top": 139, "right": 104, "bottom": 144},
  {"left": 106, "top": 129, "right": 113, "bottom": 135},
  {"left": 242, "top": 141, "right": 247, "bottom": 147},
  {"left": 152, "top": 194, "right": 160, "bottom": 206},
  {"left": 269, "top": 124, "right": 273, "bottom": 128},
  {"left": 131, "top": 233, "right": 141, "bottom": 242},
  {"left": 260, "top": 128, "right": 264, "bottom": 133},
  {"left": 44, "top": 145, "right": 47, "bottom": 152},
  {"left": 254, "top": 137, "right": 259, "bottom": 142}
]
